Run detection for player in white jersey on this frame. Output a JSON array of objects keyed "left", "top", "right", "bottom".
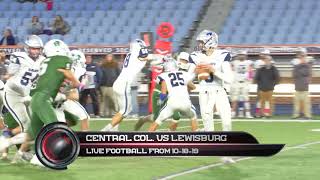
[
  {"left": 148, "top": 59, "right": 197, "bottom": 131},
  {"left": 191, "top": 30, "right": 235, "bottom": 163},
  {"left": 189, "top": 30, "right": 233, "bottom": 132},
  {"left": 0, "top": 35, "right": 44, "bottom": 162},
  {"left": 101, "top": 39, "right": 152, "bottom": 131},
  {"left": 54, "top": 49, "right": 90, "bottom": 131},
  {"left": 230, "top": 50, "right": 253, "bottom": 118}
]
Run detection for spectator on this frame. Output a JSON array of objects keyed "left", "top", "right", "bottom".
[
  {"left": 254, "top": 55, "right": 280, "bottom": 118},
  {"left": 27, "top": 16, "right": 44, "bottom": 35},
  {"left": 51, "top": 15, "right": 70, "bottom": 35},
  {"left": 292, "top": 48, "right": 312, "bottom": 119},
  {"left": 99, "top": 54, "right": 121, "bottom": 117},
  {"left": 80, "top": 55, "right": 102, "bottom": 118},
  {"left": 0, "top": 28, "right": 16, "bottom": 45},
  {"left": 0, "top": 50, "right": 7, "bottom": 82}
]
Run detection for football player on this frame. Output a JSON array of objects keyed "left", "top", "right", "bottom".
[
  {"left": 17, "top": 39, "right": 80, "bottom": 166},
  {"left": 230, "top": 50, "right": 253, "bottom": 118},
  {"left": 54, "top": 49, "right": 90, "bottom": 131},
  {"left": 190, "top": 30, "right": 235, "bottom": 163},
  {"left": 101, "top": 39, "right": 152, "bottom": 131},
  {"left": 134, "top": 55, "right": 182, "bottom": 131},
  {"left": 189, "top": 30, "right": 233, "bottom": 132},
  {"left": 148, "top": 59, "right": 198, "bottom": 131},
  {"left": 0, "top": 35, "right": 44, "bottom": 159}
]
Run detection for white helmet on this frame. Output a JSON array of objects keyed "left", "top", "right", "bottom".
[
  {"left": 163, "top": 56, "right": 179, "bottom": 72},
  {"left": 43, "top": 39, "right": 70, "bottom": 57},
  {"left": 196, "top": 30, "right": 218, "bottom": 51},
  {"left": 70, "top": 49, "right": 86, "bottom": 68},
  {"left": 70, "top": 49, "right": 86, "bottom": 63},
  {"left": 177, "top": 52, "right": 190, "bottom": 70},
  {"left": 130, "top": 39, "right": 149, "bottom": 59},
  {"left": 24, "top": 35, "right": 43, "bottom": 60},
  {"left": 25, "top": 35, "right": 43, "bottom": 48}
]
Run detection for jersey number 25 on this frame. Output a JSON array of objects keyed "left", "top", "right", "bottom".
[{"left": 168, "top": 72, "right": 184, "bottom": 87}]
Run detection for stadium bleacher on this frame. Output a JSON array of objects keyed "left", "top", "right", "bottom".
[
  {"left": 220, "top": 0, "right": 320, "bottom": 44},
  {"left": 0, "top": 0, "right": 206, "bottom": 52}
]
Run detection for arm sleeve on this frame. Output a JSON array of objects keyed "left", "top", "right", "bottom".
[
  {"left": 95, "top": 66, "right": 103, "bottom": 85},
  {"left": 254, "top": 69, "right": 260, "bottom": 84},
  {"left": 7, "top": 55, "right": 21, "bottom": 75},
  {"left": 274, "top": 67, "right": 280, "bottom": 84},
  {"left": 214, "top": 61, "right": 234, "bottom": 84}
]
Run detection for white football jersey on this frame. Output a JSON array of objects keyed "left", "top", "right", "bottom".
[
  {"left": 157, "top": 70, "right": 192, "bottom": 99},
  {"left": 5, "top": 52, "right": 45, "bottom": 96},
  {"left": 116, "top": 53, "right": 147, "bottom": 85},
  {"left": 72, "top": 63, "right": 86, "bottom": 80},
  {"left": 189, "top": 49, "right": 232, "bottom": 87},
  {"left": 232, "top": 60, "right": 253, "bottom": 82}
]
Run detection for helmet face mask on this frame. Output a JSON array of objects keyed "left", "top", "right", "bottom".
[
  {"left": 27, "top": 47, "right": 42, "bottom": 60},
  {"left": 195, "top": 30, "right": 218, "bottom": 53},
  {"left": 24, "top": 35, "right": 43, "bottom": 60}
]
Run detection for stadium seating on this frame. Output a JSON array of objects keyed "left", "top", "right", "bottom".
[
  {"left": 220, "top": 0, "right": 319, "bottom": 44},
  {"left": 0, "top": 0, "right": 205, "bottom": 51}
]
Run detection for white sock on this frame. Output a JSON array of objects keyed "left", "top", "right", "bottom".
[
  {"left": 9, "top": 133, "right": 26, "bottom": 145},
  {"left": 102, "top": 124, "right": 113, "bottom": 131},
  {"left": 18, "top": 150, "right": 24, "bottom": 155},
  {"left": 111, "top": 124, "right": 119, "bottom": 132},
  {"left": 202, "top": 116, "right": 214, "bottom": 131}
]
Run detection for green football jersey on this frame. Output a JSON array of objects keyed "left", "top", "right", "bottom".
[{"left": 32, "top": 55, "right": 72, "bottom": 98}]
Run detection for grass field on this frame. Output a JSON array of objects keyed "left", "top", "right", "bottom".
[{"left": 0, "top": 118, "right": 319, "bottom": 180}]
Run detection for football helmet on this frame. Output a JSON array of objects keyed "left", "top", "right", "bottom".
[
  {"left": 24, "top": 35, "right": 43, "bottom": 60},
  {"left": 196, "top": 30, "right": 218, "bottom": 52},
  {"left": 43, "top": 39, "right": 70, "bottom": 57},
  {"left": 163, "top": 56, "right": 179, "bottom": 72},
  {"left": 177, "top": 52, "right": 190, "bottom": 70},
  {"left": 70, "top": 49, "right": 86, "bottom": 68}
]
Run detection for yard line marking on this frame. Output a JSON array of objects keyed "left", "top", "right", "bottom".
[{"left": 157, "top": 141, "right": 320, "bottom": 180}]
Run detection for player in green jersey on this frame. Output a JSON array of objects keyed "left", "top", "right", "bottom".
[
  {"left": 15, "top": 39, "right": 80, "bottom": 166},
  {"left": 28, "top": 39, "right": 80, "bottom": 139}
]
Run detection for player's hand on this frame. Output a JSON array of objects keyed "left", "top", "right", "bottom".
[
  {"left": 57, "top": 69, "right": 74, "bottom": 79},
  {"left": 57, "top": 69, "right": 80, "bottom": 88}
]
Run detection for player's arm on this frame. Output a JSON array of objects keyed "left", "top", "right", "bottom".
[
  {"left": 6, "top": 54, "right": 22, "bottom": 77},
  {"left": 57, "top": 68, "right": 81, "bottom": 88},
  {"left": 213, "top": 61, "right": 233, "bottom": 84},
  {"left": 66, "top": 88, "right": 79, "bottom": 101},
  {"left": 187, "top": 81, "right": 196, "bottom": 91},
  {"left": 213, "top": 53, "right": 233, "bottom": 84},
  {"left": 159, "top": 80, "right": 168, "bottom": 101}
]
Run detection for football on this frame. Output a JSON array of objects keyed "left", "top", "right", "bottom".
[{"left": 196, "top": 64, "right": 211, "bottom": 80}]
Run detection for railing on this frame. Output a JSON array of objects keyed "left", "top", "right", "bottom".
[{"left": 1, "top": 44, "right": 320, "bottom": 55}]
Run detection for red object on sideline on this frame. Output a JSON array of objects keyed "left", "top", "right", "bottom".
[{"left": 46, "top": 0, "right": 53, "bottom": 11}]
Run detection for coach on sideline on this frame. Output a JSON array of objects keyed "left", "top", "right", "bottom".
[
  {"left": 254, "top": 55, "right": 280, "bottom": 118},
  {"left": 292, "top": 48, "right": 312, "bottom": 119}
]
